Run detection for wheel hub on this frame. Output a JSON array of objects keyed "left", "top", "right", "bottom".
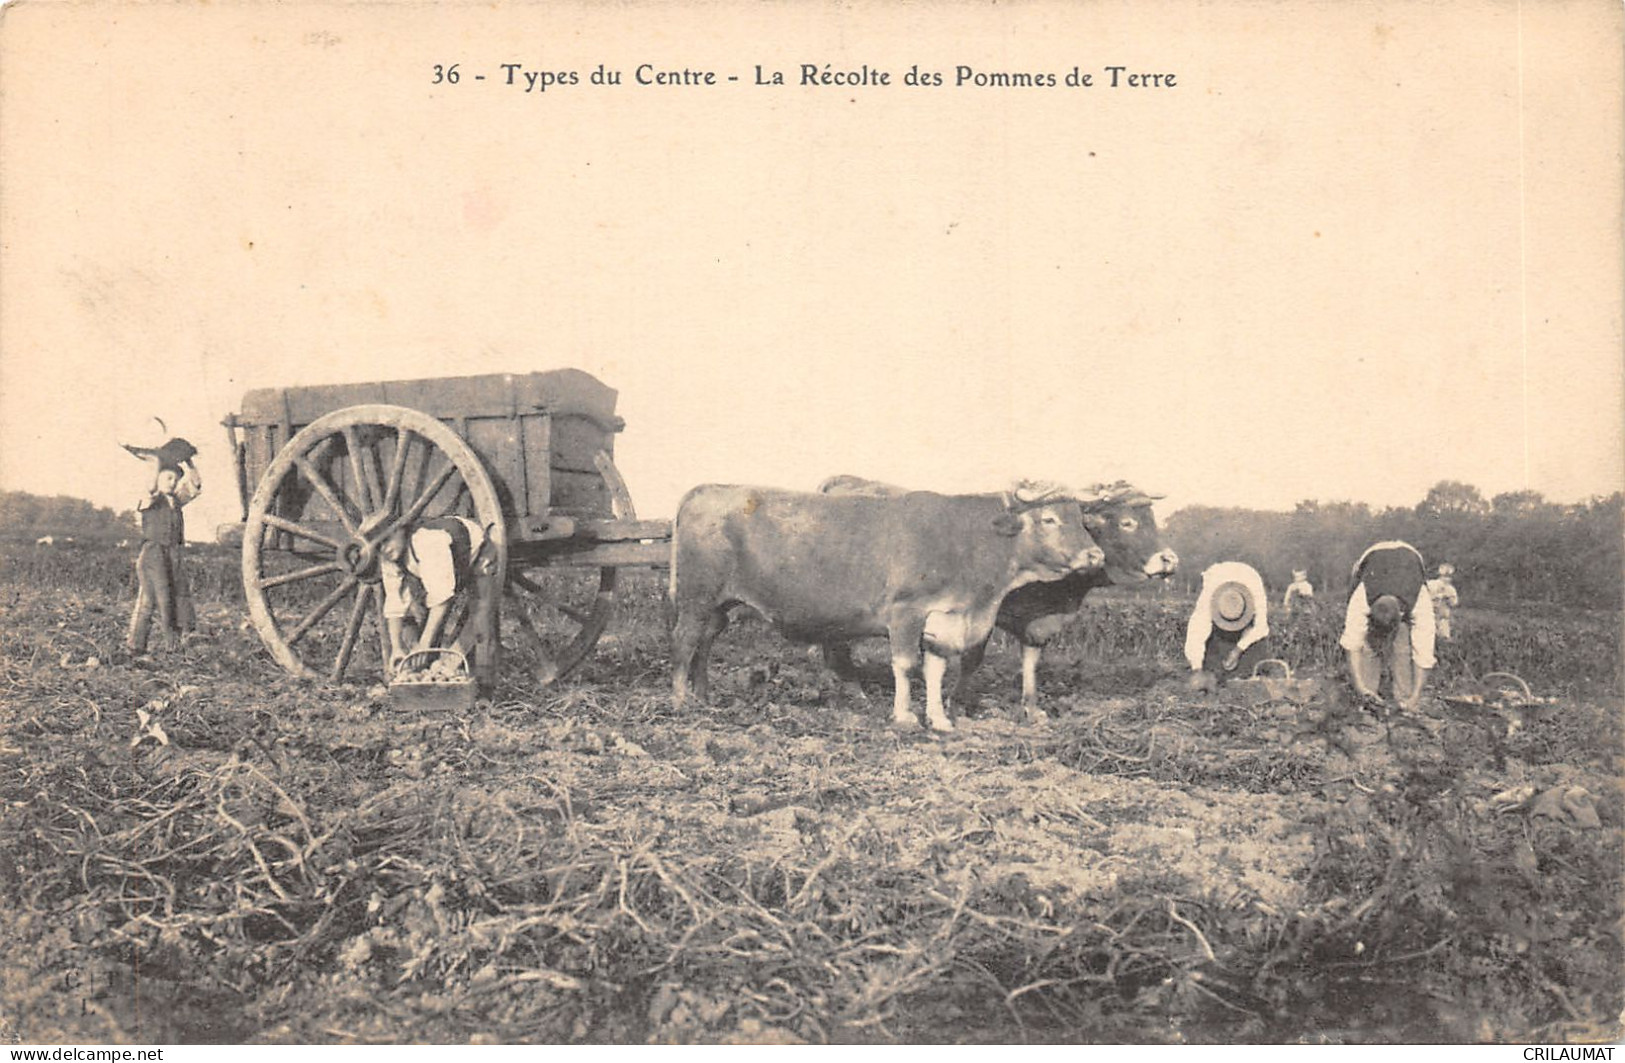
[{"left": 340, "top": 535, "right": 383, "bottom": 582}]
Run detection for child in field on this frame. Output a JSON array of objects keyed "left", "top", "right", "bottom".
[
  {"left": 126, "top": 452, "right": 202, "bottom": 655},
  {"left": 1426, "top": 563, "right": 1459, "bottom": 640},
  {"left": 1282, "top": 569, "right": 1315, "bottom": 615}
]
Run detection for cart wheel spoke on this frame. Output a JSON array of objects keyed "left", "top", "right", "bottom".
[
  {"left": 331, "top": 586, "right": 372, "bottom": 680},
  {"left": 360, "top": 433, "right": 385, "bottom": 513},
  {"left": 292, "top": 453, "right": 360, "bottom": 536},
  {"left": 506, "top": 566, "right": 617, "bottom": 687},
  {"left": 374, "top": 584, "right": 394, "bottom": 676},
  {"left": 256, "top": 560, "right": 345, "bottom": 591},
  {"left": 555, "top": 602, "right": 593, "bottom": 626},
  {"left": 342, "top": 426, "right": 372, "bottom": 512},
  {"left": 259, "top": 513, "right": 343, "bottom": 551},
  {"left": 286, "top": 575, "right": 359, "bottom": 647},
  {"left": 398, "top": 461, "right": 458, "bottom": 528},
  {"left": 382, "top": 428, "right": 414, "bottom": 514}
]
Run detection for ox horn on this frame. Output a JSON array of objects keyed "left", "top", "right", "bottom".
[
  {"left": 1074, "top": 480, "right": 1164, "bottom": 509},
  {"left": 1011, "top": 479, "right": 1070, "bottom": 506}
]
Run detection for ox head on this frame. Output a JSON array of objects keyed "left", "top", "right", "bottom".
[
  {"left": 1072, "top": 481, "right": 1179, "bottom": 584},
  {"left": 997, "top": 480, "right": 1107, "bottom": 577}
]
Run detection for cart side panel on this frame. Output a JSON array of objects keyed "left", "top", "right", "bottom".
[
  {"left": 464, "top": 417, "right": 524, "bottom": 520},
  {"left": 235, "top": 369, "right": 622, "bottom": 526}
]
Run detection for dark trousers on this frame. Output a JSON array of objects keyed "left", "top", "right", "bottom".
[
  {"left": 1201, "top": 629, "right": 1273, "bottom": 685},
  {"left": 127, "top": 543, "right": 195, "bottom": 652}
]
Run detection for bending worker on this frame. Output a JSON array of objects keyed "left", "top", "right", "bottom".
[
  {"left": 378, "top": 516, "right": 496, "bottom": 676},
  {"left": 1340, "top": 540, "right": 1436, "bottom": 712},
  {"left": 1184, "top": 561, "right": 1271, "bottom": 691}
]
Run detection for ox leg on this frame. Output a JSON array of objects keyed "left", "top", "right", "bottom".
[
  {"left": 691, "top": 610, "right": 729, "bottom": 702},
  {"left": 672, "top": 607, "right": 728, "bottom": 705},
  {"left": 922, "top": 651, "right": 954, "bottom": 733},
  {"left": 1019, "top": 645, "right": 1046, "bottom": 724},
  {"left": 955, "top": 638, "right": 987, "bottom": 713},
  {"left": 921, "top": 612, "right": 969, "bottom": 733},
  {"left": 823, "top": 642, "right": 861, "bottom": 681},
  {"left": 670, "top": 612, "right": 701, "bottom": 705},
  {"left": 887, "top": 618, "right": 927, "bottom": 730}
]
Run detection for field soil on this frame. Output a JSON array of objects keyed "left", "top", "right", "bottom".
[{"left": 1, "top": 543, "right": 1620, "bottom": 1044}]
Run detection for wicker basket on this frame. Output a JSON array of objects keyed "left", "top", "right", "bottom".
[
  {"left": 388, "top": 648, "right": 477, "bottom": 712},
  {"left": 1229, "top": 658, "right": 1324, "bottom": 705}
]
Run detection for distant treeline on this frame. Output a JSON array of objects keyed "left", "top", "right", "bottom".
[
  {"left": 0, "top": 491, "right": 133, "bottom": 541},
  {"left": 2, "top": 482, "right": 1620, "bottom": 609},
  {"left": 1162, "top": 480, "right": 1624, "bottom": 610}
]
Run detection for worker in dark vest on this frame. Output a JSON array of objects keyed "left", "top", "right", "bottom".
[
  {"left": 126, "top": 457, "right": 202, "bottom": 654},
  {"left": 1183, "top": 561, "right": 1272, "bottom": 692},
  {"left": 379, "top": 516, "right": 497, "bottom": 676},
  {"left": 1339, "top": 540, "right": 1437, "bottom": 711}
]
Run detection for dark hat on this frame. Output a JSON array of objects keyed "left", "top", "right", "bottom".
[
  {"left": 122, "top": 436, "right": 198, "bottom": 466},
  {"left": 1210, "top": 581, "right": 1256, "bottom": 631}
]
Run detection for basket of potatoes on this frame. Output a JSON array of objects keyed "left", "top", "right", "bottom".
[{"left": 388, "top": 647, "right": 477, "bottom": 712}]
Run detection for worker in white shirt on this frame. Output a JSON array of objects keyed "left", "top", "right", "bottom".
[
  {"left": 378, "top": 516, "right": 496, "bottom": 676},
  {"left": 1184, "top": 561, "right": 1272, "bottom": 692},
  {"left": 1339, "top": 540, "right": 1436, "bottom": 712}
]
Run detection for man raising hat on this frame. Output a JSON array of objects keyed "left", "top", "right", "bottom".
[
  {"left": 1340, "top": 540, "right": 1436, "bottom": 712},
  {"left": 1184, "top": 561, "right": 1272, "bottom": 691}
]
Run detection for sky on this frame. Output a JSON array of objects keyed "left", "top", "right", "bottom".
[{"left": 1, "top": 0, "right": 1621, "bottom": 540}]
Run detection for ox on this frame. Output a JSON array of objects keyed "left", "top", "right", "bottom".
[
  {"left": 818, "top": 475, "right": 1178, "bottom": 720},
  {"left": 669, "top": 482, "right": 1106, "bottom": 732}
]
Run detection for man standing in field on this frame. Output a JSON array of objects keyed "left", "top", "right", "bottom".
[
  {"left": 377, "top": 516, "right": 497, "bottom": 677},
  {"left": 1427, "top": 563, "right": 1459, "bottom": 640},
  {"left": 1184, "top": 561, "right": 1272, "bottom": 692},
  {"left": 1340, "top": 540, "right": 1436, "bottom": 712},
  {"left": 125, "top": 443, "right": 202, "bottom": 655}
]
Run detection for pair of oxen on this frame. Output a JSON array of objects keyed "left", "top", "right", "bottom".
[{"left": 668, "top": 476, "right": 1179, "bottom": 732}]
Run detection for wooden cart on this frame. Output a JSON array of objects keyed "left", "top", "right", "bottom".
[{"left": 219, "top": 369, "right": 670, "bottom": 688}]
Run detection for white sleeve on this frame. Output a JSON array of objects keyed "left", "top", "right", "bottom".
[
  {"left": 1184, "top": 587, "right": 1212, "bottom": 670},
  {"left": 175, "top": 466, "right": 202, "bottom": 505},
  {"left": 413, "top": 529, "right": 460, "bottom": 609},
  {"left": 1339, "top": 583, "right": 1370, "bottom": 652},
  {"left": 1237, "top": 569, "right": 1270, "bottom": 650},
  {"left": 1410, "top": 584, "right": 1436, "bottom": 669},
  {"left": 380, "top": 561, "right": 411, "bottom": 619}
]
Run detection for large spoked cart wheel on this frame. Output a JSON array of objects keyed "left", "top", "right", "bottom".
[
  {"left": 227, "top": 369, "right": 672, "bottom": 692},
  {"left": 241, "top": 404, "right": 508, "bottom": 684}
]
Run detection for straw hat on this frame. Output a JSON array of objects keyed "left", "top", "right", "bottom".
[{"left": 1210, "top": 581, "right": 1256, "bottom": 631}]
